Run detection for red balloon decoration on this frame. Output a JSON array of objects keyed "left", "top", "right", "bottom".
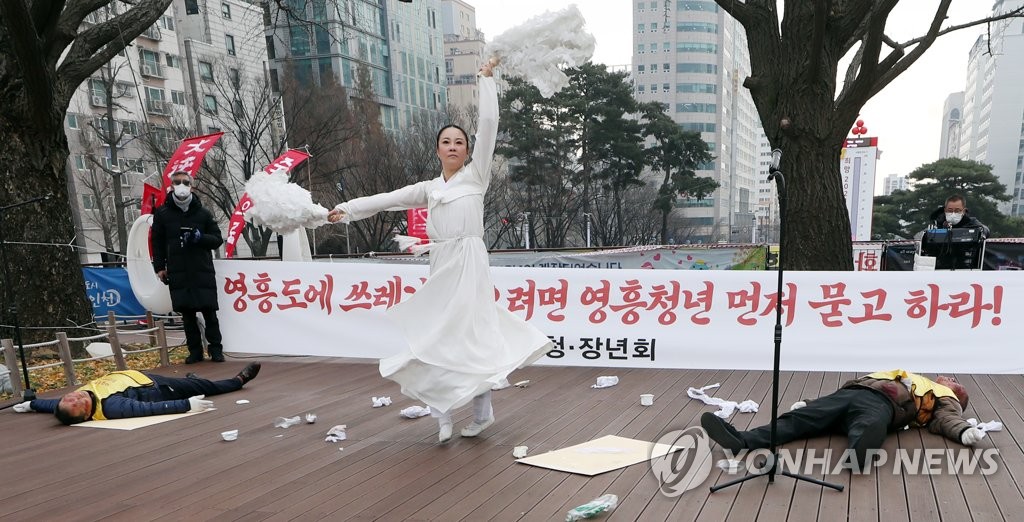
[
  {"left": 856, "top": 119, "right": 864, "bottom": 127},
  {"left": 851, "top": 119, "right": 868, "bottom": 136}
]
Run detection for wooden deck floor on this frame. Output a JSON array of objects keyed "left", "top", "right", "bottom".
[{"left": 1, "top": 360, "right": 1022, "bottom": 521}]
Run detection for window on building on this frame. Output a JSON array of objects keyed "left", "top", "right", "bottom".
[
  {"left": 225, "top": 35, "right": 236, "bottom": 56},
  {"left": 198, "top": 61, "right": 214, "bottom": 82},
  {"left": 222, "top": 2, "right": 231, "bottom": 19},
  {"left": 637, "top": 85, "right": 645, "bottom": 93},
  {"left": 171, "top": 90, "right": 186, "bottom": 105},
  {"left": 637, "top": 23, "right": 645, "bottom": 33},
  {"left": 637, "top": 44, "right": 645, "bottom": 54},
  {"left": 663, "top": 83, "right": 670, "bottom": 93},
  {"left": 160, "top": 15, "right": 175, "bottom": 31},
  {"left": 676, "top": 63, "right": 718, "bottom": 74},
  {"left": 266, "top": 36, "right": 276, "bottom": 59},
  {"left": 82, "top": 194, "right": 98, "bottom": 210},
  {"left": 676, "top": 22, "right": 718, "bottom": 33},
  {"left": 203, "top": 95, "right": 218, "bottom": 114},
  {"left": 290, "top": 26, "right": 311, "bottom": 56},
  {"left": 637, "top": 64, "right": 645, "bottom": 74},
  {"left": 165, "top": 54, "right": 180, "bottom": 68},
  {"left": 121, "top": 120, "right": 141, "bottom": 136},
  {"left": 269, "top": 69, "right": 280, "bottom": 92},
  {"left": 74, "top": 154, "right": 87, "bottom": 170},
  {"left": 229, "top": 68, "right": 240, "bottom": 90},
  {"left": 67, "top": 113, "right": 79, "bottom": 129}
]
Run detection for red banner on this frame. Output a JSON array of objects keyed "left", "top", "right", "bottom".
[
  {"left": 160, "top": 132, "right": 224, "bottom": 190},
  {"left": 140, "top": 183, "right": 163, "bottom": 215},
  {"left": 224, "top": 149, "right": 311, "bottom": 258},
  {"left": 406, "top": 208, "right": 429, "bottom": 243}
]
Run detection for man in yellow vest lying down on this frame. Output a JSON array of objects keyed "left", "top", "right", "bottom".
[
  {"left": 11, "top": 362, "right": 260, "bottom": 425},
  {"left": 701, "top": 370, "right": 984, "bottom": 471}
]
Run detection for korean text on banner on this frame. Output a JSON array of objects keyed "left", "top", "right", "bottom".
[
  {"left": 225, "top": 150, "right": 311, "bottom": 258},
  {"left": 160, "top": 132, "right": 224, "bottom": 189}
]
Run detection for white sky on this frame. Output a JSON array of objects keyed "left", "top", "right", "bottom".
[{"left": 473, "top": 1, "right": 995, "bottom": 191}]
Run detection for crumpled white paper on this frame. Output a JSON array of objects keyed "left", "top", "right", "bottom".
[
  {"left": 513, "top": 446, "right": 529, "bottom": 458},
  {"left": 485, "top": 5, "right": 596, "bottom": 98},
  {"left": 687, "top": 383, "right": 760, "bottom": 418},
  {"left": 243, "top": 167, "right": 329, "bottom": 234},
  {"left": 967, "top": 418, "right": 1004, "bottom": 435},
  {"left": 400, "top": 405, "right": 432, "bottom": 419},
  {"left": 372, "top": 396, "right": 393, "bottom": 408},
  {"left": 591, "top": 376, "right": 619, "bottom": 389},
  {"left": 325, "top": 424, "right": 347, "bottom": 442}
]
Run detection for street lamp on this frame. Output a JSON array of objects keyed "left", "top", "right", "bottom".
[{"left": 522, "top": 212, "right": 531, "bottom": 250}]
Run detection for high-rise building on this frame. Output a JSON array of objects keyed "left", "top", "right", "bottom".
[
  {"left": 632, "top": 0, "right": 765, "bottom": 243},
  {"left": 956, "top": 0, "right": 1024, "bottom": 215},
  {"left": 64, "top": 1, "right": 276, "bottom": 262},
  {"left": 882, "top": 173, "right": 911, "bottom": 196},
  {"left": 441, "top": 0, "right": 486, "bottom": 111},
  {"left": 263, "top": 0, "right": 447, "bottom": 131},
  {"left": 939, "top": 92, "right": 964, "bottom": 159}
]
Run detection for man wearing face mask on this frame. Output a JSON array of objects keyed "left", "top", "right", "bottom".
[
  {"left": 152, "top": 171, "right": 225, "bottom": 363},
  {"left": 922, "top": 194, "right": 989, "bottom": 269}
]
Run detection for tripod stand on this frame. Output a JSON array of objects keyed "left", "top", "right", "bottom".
[
  {"left": 1, "top": 193, "right": 52, "bottom": 401},
  {"left": 710, "top": 150, "right": 843, "bottom": 493}
]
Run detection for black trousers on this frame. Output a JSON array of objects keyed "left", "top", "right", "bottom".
[
  {"left": 148, "top": 373, "right": 241, "bottom": 399},
  {"left": 180, "top": 307, "right": 222, "bottom": 358},
  {"left": 739, "top": 388, "right": 893, "bottom": 469}
]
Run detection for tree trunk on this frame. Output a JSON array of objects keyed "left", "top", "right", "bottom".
[
  {"left": 0, "top": 124, "right": 94, "bottom": 345},
  {"left": 778, "top": 137, "right": 853, "bottom": 270}
]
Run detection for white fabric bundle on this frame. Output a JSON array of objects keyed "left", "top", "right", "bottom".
[
  {"left": 243, "top": 167, "right": 329, "bottom": 234},
  {"left": 485, "top": 5, "right": 596, "bottom": 97},
  {"left": 687, "top": 383, "right": 760, "bottom": 418},
  {"left": 966, "top": 418, "right": 1004, "bottom": 435},
  {"left": 400, "top": 405, "right": 432, "bottom": 419}
]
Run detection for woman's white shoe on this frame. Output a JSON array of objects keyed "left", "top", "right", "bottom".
[
  {"left": 460, "top": 417, "right": 494, "bottom": 437},
  {"left": 439, "top": 423, "right": 453, "bottom": 443}
]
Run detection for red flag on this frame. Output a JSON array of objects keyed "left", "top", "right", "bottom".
[
  {"left": 160, "top": 132, "right": 224, "bottom": 190},
  {"left": 406, "top": 208, "right": 429, "bottom": 244},
  {"left": 225, "top": 149, "right": 311, "bottom": 258},
  {"left": 140, "top": 183, "right": 163, "bottom": 215}
]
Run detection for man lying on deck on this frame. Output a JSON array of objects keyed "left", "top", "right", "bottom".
[
  {"left": 11, "top": 363, "right": 260, "bottom": 425},
  {"left": 700, "top": 369, "right": 984, "bottom": 471}
]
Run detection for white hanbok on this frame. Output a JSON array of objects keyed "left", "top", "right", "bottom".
[{"left": 335, "top": 76, "right": 552, "bottom": 413}]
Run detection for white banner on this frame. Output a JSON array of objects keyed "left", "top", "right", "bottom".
[
  {"left": 216, "top": 260, "right": 1020, "bottom": 373},
  {"left": 841, "top": 139, "right": 878, "bottom": 241}
]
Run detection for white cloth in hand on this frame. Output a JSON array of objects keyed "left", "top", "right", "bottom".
[
  {"left": 966, "top": 418, "right": 1004, "bottom": 433},
  {"left": 13, "top": 401, "right": 33, "bottom": 413},
  {"left": 244, "top": 167, "right": 330, "bottom": 234},
  {"left": 372, "top": 396, "right": 392, "bottom": 408},
  {"left": 790, "top": 401, "right": 807, "bottom": 411},
  {"left": 687, "top": 383, "right": 760, "bottom": 418},
  {"left": 399, "top": 405, "right": 431, "bottom": 419},
  {"left": 591, "top": 376, "right": 619, "bottom": 389},
  {"left": 188, "top": 395, "right": 214, "bottom": 412},
  {"left": 961, "top": 427, "right": 985, "bottom": 446}
]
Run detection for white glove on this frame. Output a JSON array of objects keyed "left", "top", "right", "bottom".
[
  {"left": 13, "top": 401, "right": 33, "bottom": 413},
  {"left": 790, "top": 401, "right": 807, "bottom": 411},
  {"left": 961, "top": 427, "right": 985, "bottom": 446},
  {"left": 188, "top": 395, "right": 214, "bottom": 412}
]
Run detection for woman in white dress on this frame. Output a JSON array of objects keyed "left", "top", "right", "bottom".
[{"left": 327, "top": 61, "right": 551, "bottom": 443}]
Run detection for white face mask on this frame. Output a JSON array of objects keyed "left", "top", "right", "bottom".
[
  {"left": 173, "top": 184, "right": 192, "bottom": 199},
  {"left": 945, "top": 212, "right": 963, "bottom": 226}
]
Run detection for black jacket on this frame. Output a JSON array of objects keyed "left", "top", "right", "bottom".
[{"left": 151, "top": 194, "right": 224, "bottom": 310}]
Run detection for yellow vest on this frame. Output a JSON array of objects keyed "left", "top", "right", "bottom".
[
  {"left": 77, "top": 370, "right": 154, "bottom": 420},
  {"left": 867, "top": 369, "right": 958, "bottom": 426}
]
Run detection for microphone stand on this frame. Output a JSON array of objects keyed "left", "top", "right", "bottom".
[
  {"left": 710, "top": 150, "right": 843, "bottom": 493},
  {"left": 1, "top": 193, "right": 52, "bottom": 401}
]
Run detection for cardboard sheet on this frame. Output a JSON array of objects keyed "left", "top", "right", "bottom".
[
  {"left": 71, "top": 410, "right": 205, "bottom": 431},
  {"left": 515, "top": 434, "right": 686, "bottom": 476}
]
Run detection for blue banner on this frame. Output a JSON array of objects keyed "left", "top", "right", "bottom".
[{"left": 82, "top": 267, "right": 146, "bottom": 317}]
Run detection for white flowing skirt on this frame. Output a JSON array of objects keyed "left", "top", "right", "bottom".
[{"left": 379, "top": 238, "right": 551, "bottom": 413}]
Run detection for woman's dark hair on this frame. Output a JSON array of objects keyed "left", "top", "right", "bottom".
[{"left": 436, "top": 124, "right": 469, "bottom": 146}]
